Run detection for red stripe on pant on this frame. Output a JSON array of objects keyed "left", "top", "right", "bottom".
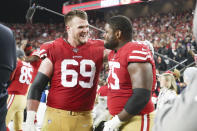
[
  {"left": 141, "top": 114, "right": 144, "bottom": 131},
  {"left": 147, "top": 114, "right": 150, "bottom": 131}
]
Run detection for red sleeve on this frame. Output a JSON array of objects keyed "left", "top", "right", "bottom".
[
  {"left": 39, "top": 41, "right": 53, "bottom": 58},
  {"left": 127, "top": 44, "right": 152, "bottom": 63},
  {"left": 47, "top": 43, "right": 56, "bottom": 64},
  {"left": 31, "top": 50, "right": 40, "bottom": 58}
]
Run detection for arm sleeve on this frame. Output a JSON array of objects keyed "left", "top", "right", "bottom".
[{"left": 127, "top": 44, "right": 152, "bottom": 63}]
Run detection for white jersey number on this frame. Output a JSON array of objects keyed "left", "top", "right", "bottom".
[
  {"left": 19, "top": 66, "right": 33, "bottom": 84},
  {"left": 61, "top": 59, "right": 96, "bottom": 88},
  {"left": 108, "top": 61, "right": 120, "bottom": 90}
]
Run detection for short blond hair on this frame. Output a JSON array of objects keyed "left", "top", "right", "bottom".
[{"left": 64, "top": 10, "right": 88, "bottom": 26}]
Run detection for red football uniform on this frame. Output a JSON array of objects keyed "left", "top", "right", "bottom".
[
  {"left": 8, "top": 60, "right": 33, "bottom": 95},
  {"left": 29, "top": 50, "right": 41, "bottom": 82},
  {"left": 47, "top": 38, "right": 104, "bottom": 111},
  {"left": 39, "top": 41, "right": 53, "bottom": 59},
  {"left": 107, "top": 41, "right": 156, "bottom": 116}
]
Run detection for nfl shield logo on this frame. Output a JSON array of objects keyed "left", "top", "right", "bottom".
[{"left": 73, "top": 48, "right": 78, "bottom": 53}]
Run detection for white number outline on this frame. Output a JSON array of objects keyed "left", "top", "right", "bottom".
[
  {"left": 19, "top": 66, "right": 33, "bottom": 84},
  {"left": 108, "top": 61, "right": 120, "bottom": 90},
  {"left": 61, "top": 59, "right": 96, "bottom": 88}
]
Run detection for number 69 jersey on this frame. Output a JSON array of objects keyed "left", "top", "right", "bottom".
[
  {"left": 107, "top": 41, "right": 156, "bottom": 116},
  {"left": 47, "top": 38, "right": 104, "bottom": 111},
  {"left": 8, "top": 60, "right": 33, "bottom": 95}
]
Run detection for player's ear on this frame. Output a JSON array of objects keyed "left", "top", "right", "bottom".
[{"left": 115, "top": 30, "right": 122, "bottom": 39}]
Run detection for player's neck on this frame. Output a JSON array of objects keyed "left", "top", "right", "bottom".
[
  {"left": 115, "top": 40, "right": 129, "bottom": 51},
  {"left": 66, "top": 38, "right": 80, "bottom": 48}
]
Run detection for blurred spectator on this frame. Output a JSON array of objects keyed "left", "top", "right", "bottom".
[
  {"left": 153, "top": 67, "right": 197, "bottom": 131},
  {"left": 156, "top": 73, "right": 178, "bottom": 111},
  {"left": 155, "top": 56, "right": 167, "bottom": 72},
  {"left": 172, "top": 68, "right": 185, "bottom": 94}
]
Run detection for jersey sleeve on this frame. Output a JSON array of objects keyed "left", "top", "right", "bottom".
[
  {"left": 93, "top": 39, "right": 105, "bottom": 53},
  {"left": 39, "top": 48, "right": 47, "bottom": 58},
  {"left": 47, "top": 43, "right": 56, "bottom": 64},
  {"left": 127, "top": 44, "right": 152, "bottom": 63},
  {"left": 39, "top": 41, "right": 53, "bottom": 58},
  {"left": 31, "top": 50, "right": 40, "bottom": 58}
]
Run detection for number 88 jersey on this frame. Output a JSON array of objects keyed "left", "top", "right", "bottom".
[
  {"left": 107, "top": 41, "right": 156, "bottom": 116},
  {"left": 47, "top": 38, "right": 105, "bottom": 111}
]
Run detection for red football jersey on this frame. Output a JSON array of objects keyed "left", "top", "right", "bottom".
[
  {"left": 8, "top": 60, "right": 33, "bottom": 95},
  {"left": 30, "top": 50, "right": 42, "bottom": 82},
  {"left": 39, "top": 41, "right": 53, "bottom": 59},
  {"left": 47, "top": 38, "right": 104, "bottom": 111},
  {"left": 107, "top": 41, "right": 156, "bottom": 116}
]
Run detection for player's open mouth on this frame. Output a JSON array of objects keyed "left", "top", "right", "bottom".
[{"left": 80, "top": 34, "right": 87, "bottom": 38}]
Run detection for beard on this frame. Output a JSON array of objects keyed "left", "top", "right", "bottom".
[
  {"left": 77, "top": 34, "right": 89, "bottom": 45},
  {"left": 104, "top": 37, "right": 119, "bottom": 50}
]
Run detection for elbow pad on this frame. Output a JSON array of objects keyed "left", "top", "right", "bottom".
[
  {"left": 28, "top": 72, "right": 49, "bottom": 101},
  {"left": 124, "top": 88, "right": 151, "bottom": 115}
]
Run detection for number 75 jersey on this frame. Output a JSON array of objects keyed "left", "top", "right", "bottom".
[
  {"left": 107, "top": 41, "right": 156, "bottom": 116},
  {"left": 47, "top": 38, "right": 105, "bottom": 111}
]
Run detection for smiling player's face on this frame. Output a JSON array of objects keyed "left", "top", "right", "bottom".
[{"left": 67, "top": 16, "right": 89, "bottom": 45}]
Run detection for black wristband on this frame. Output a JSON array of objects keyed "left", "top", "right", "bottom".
[
  {"left": 124, "top": 88, "right": 151, "bottom": 115},
  {"left": 28, "top": 72, "right": 49, "bottom": 101}
]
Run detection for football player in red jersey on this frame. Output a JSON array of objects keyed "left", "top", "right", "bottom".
[
  {"left": 23, "top": 44, "right": 41, "bottom": 82},
  {"left": 23, "top": 10, "right": 109, "bottom": 131},
  {"left": 102, "top": 15, "right": 156, "bottom": 131},
  {"left": 6, "top": 50, "right": 33, "bottom": 131}
]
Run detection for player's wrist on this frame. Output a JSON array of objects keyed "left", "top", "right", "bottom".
[
  {"left": 113, "top": 115, "right": 124, "bottom": 125},
  {"left": 26, "top": 111, "right": 36, "bottom": 124}
]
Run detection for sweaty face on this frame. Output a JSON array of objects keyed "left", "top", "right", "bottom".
[
  {"left": 103, "top": 23, "right": 119, "bottom": 50},
  {"left": 67, "top": 17, "right": 89, "bottom": 45}
]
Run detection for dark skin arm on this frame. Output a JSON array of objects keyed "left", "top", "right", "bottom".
[
  {"left": 117, "top": 62, "right": 153, "bottom": 121},
  {"left": 24, "top": 55, "right": 39, "bottom": 63}
]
